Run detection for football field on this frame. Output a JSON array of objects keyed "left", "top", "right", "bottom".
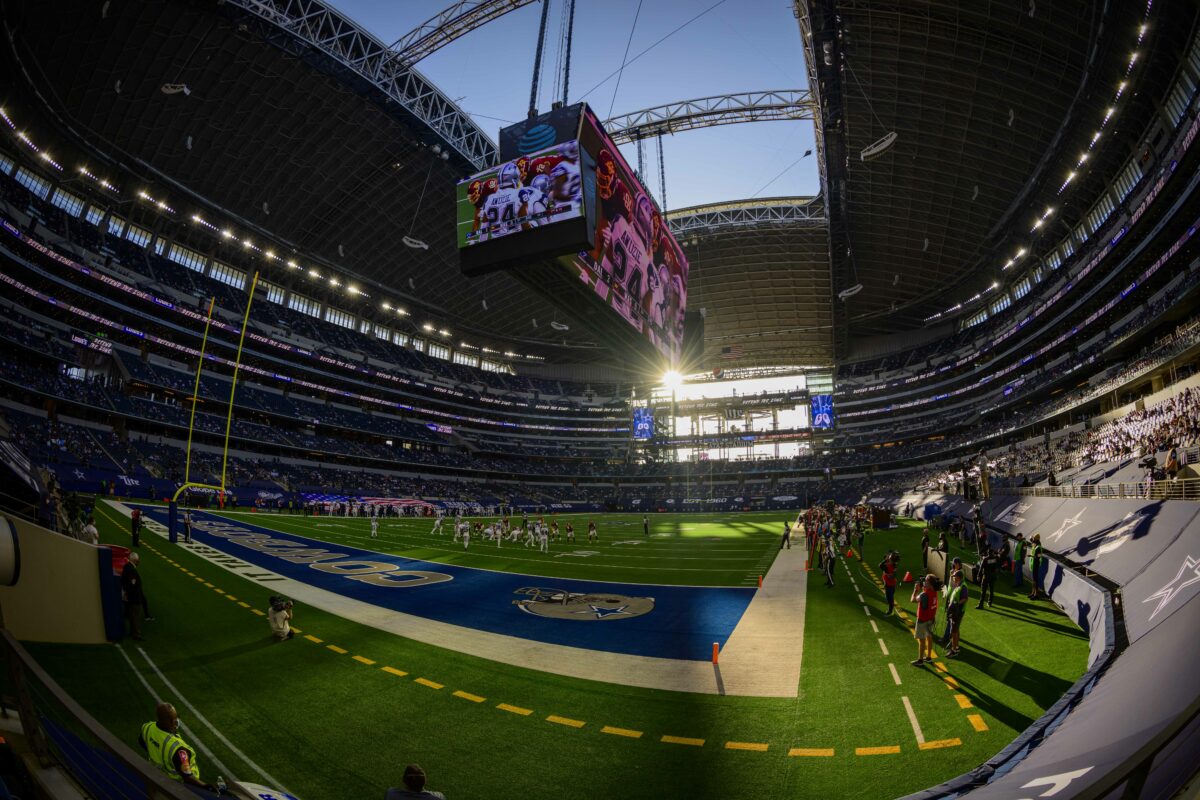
[{"left": 25, "top": 501, "right": 1089, "bottom": 799}]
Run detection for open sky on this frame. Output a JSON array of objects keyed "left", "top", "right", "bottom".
[{"left": 331, "top": 0, "right": 821, "bottom": 211}]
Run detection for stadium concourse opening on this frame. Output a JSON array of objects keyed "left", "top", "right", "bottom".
[{"left": 0, "top": 0, "right": 1199, "bottom": 798}]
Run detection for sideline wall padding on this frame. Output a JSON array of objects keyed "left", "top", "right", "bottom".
[{"left": 0, "top": 515, "right": 109, "bottom": 643}]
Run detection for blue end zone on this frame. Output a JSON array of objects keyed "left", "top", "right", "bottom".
[{"left": 136, "top": 506, "right": 754, "bottom": 661}]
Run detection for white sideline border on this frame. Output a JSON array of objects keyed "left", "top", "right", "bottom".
[{"left": 103, "top": 501, "right": 807, "bottom": 697}]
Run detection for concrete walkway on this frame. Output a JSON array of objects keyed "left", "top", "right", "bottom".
[{"left": 107, "top": 502, "right": 809, "bottom": 698}]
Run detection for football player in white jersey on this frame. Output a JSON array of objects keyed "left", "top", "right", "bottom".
[
  {"left": 538, "top": 524, "right": 549, "bottom": 553},
  {"left": 431, "top": 513, "right": 443, "bottom": 535},
  {"left": 461, "top": 523, "right": 470, "bottom": 550},
  {"left": 475, "top": 162, "right": 530, "bottom": 241},
  {"left": 370, "top": 515, "right": 379, "bottom": 539}
]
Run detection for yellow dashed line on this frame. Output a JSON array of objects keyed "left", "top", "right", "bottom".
[
  {"left": 415, "top": 678, "right": 443, "bottom": 690},
  {"left": 203, "top": 582, "right": 214, "bottom": 588},
  {"left": 304, "top": 634, "right": 323, "bottom": 644},
  {"left": 194, "top": 577, "right": 204, "bottom": 582},
  {"left": 968, "top": 714, "right": 989, "bottom": 732},
  {"left": 601, "top": 726, "right": 643, "bottom": 739},
  {"left": 453, "top": 691, "right": 485, "bottom": 703},
  {"left": 237, "top": 601, "right": 251, "bottom": 608},
  {"left": 724, "top": 741, "right": 768, "bottom": 752},
  {"left": 381, "top": 666, "right": 408, "bottom": 678},
  {"left": 942, "top": 676, "right": 959, "bottom": 689},
  {"left": 291, "top": 627, "right": 303, "bottom": 633},
  {"left": 352, "top": 655, "right": 376, "bottom": 666},
  {"left": 661, "top": 736, "right": 705, "bottom": 747},
  {"left": 789, "top": 747, "right": 834, "bottom": 757},
  {"left": 855, "top": 745, "right": 901, "bottom": 756},
  {"left": 327, "top": 645, "right": 348, "bottom": 655},
  {"left": 933, "top": 661, "right": 949, "bottom": 673},
  {"left": 224, "top": 595, "right": 237, "bottom": 601},
  {"left": 498, "top": 703, "right": 533, "bottom": 716},
  {"left": 954, "top": 694, "right": 973, "bottom": 709},
  {"left": 919, "top": 738, "right": 962, "bottom": 750},
  {"left": 251, "top": 609, "right": 266, "bottom": 616},
  {"left": 546, "top": 715, "right": 585, "bottom": 728}
]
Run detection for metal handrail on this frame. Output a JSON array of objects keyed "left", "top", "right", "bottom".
[{"left": 994, "top": 477, "right": 1200, "bottom": 500}]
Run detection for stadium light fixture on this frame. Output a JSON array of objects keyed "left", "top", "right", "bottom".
[
  {"left": 308, "top": 269, "right": 320, "bottom": 279},
  {"left": 662, "top": 370, "right": 683, "bottom": 390},
  {"left": 422, "top": 323, "right": 434, "bottom": 332},
  {"left": 264, "top": 251, "right": 276, "bottom": 259},
  {"left": 382, "top": 302, "right": 391, "bottom": 310},
  {"left": 222, "top": 229, "right": 234, "bottom": 239},
  {"left": 287, "top": 260, "right": 299, "bottom": 269}
]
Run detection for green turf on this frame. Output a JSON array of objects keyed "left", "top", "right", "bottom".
[
  {"left": 202, "top": 509, "right": 786, "bottom": 586},
  {"left": 23, "top": 502, "right": 1088, "bottom": 799}
]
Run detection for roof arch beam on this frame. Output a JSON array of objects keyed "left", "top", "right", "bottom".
[
  {"left": 390, "top": 0, "right": 539, "bottom": 65},
  {"left": 604, "top": 90, "right": 816, "bottom": 144}
]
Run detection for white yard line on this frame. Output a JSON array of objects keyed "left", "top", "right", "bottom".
[
  {"left": 136, "top": 647, "right": 292, "bottom": 794},
  {"left": 901, "top": 695, "right": 926, "bottom": 745},
  {"left": 877, "top": 638, "right": 890, "bottom": 656},
  {"left": 888, "top": 663, "right": 902, "bottom": 686},
  {"left": 869, "top": 619, "right": 879, "bottom": 634}
]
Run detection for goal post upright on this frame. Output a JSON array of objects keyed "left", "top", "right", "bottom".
[{"left": 219, "top": 271, "right": 259, "bottom": 492}]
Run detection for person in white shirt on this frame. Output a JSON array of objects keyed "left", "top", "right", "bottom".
[
  {"left": 182, "top": 511, "right": 193, "bottom": 544},
  {"left": 371, "top": 516, "right": 379, "bottom": 539},
  {"left": 82, "top": 517, "right": 99, "bottom": 545},
  {"left": 538, "top": 525, "right": 549, "bottom": 553},
  {"left": 461, "top": 524, "right": 470, "bottom": 550},
  {"left": 431, "top": 514, "right": 443, "bottom": 535},
  {"left": 269, "top": 599, "right": 294, "bottom": 640}
]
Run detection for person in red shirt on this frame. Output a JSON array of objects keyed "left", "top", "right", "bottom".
[
  {"left": 879, "top": 551, "right": 899, "bottom": 614},
  {"left": 911, "top": 574, "right": 942, "bottom": 666}
]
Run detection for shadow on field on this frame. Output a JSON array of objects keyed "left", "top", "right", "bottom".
[
  {"left": 153, "top": 637, "right": 277, "bottom": 671},
  {"left": 947, "top": 642, "right": 1075, "bottom": 730}
]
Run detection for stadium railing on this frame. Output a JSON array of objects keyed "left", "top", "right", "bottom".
[
  {"left": 994, "top": 477, "right": 1199, "bottom": 501},
  {"left": 0, "top": 631, "right": 194, "bottom": 800}
]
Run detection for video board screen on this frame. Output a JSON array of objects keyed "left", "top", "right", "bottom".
[
  {"left": 571, "top": 106, "right": 689, "bottom": 362},
  {"left": 632, "top": 406, "right": 654, "bottom": 440},
  {"left": 810, "top": 394, "right": 834, "bottom": 429},
  {"left": 456, "top": 140, "right": 586, "bottom": 249}
]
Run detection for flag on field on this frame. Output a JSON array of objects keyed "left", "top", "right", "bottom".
[{"left": 719, "top": 344, "right": 744, "bottom": 361}]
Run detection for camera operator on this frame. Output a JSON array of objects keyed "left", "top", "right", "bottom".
[
  {"left": 269, "top": 596, "right": 294, "bottom": 641},
  {"left": 976, "top": 547, "right": 1000, "bottom": 609}
]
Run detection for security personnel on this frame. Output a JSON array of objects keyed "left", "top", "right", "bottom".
[{"left": 139, "top": 702, "right": 217, "bottom": 793}]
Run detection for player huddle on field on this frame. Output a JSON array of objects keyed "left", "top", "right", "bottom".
[{"left": 427, "top": 510, "right": 599, "bottom": 552}]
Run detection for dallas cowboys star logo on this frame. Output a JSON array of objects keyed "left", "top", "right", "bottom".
[
  {"left": 1142, "top": 555, "right": 1200, "bottom": 621},
  {"left": 572, "top": 604, "right": 632, "bottom": 619},
  {"left": 1047, "top": 509, "right": 1085, "bottom": 543}
]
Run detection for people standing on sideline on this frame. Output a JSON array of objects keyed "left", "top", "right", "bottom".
[
  {"left": 139, "top": 703, "right": 219, "bottom": 793},
  {"left": 122, "top": 552, "right": 145, "bottom": 641},
  {"left": 1028, "top": 533, "right": 1045, "bottom": 600},
  {"left": 82, "top": 516, "right": 99, "bottom": 545},
  {"left": 130, "top": 507, "right": 142, "bottom": 548},
  {"left": 937, "top": 530, "right": 949, "bottom": 553},
  {"left": 945, "top": 571, "right": 968, "bottom": 658},
  {"left": 939, "top": 558, "right": 962, "bottom": 648},
  {"left": 385, "top": 764, "right": 446, "bottom": 799},
  {"left": 780, "top": 521, "right": 791, "bottom": 550},
  {"left": 1013, "top": 533, "right": 1027, "bottom": 589},
  {"left": 880, "top": 551, "right": 898, "bottom": 614},
  {"left": 910, "top": 574, "right": 941, "bottom": 666},
  {"left": 823, "top": 538, "right": 836, "bottom": 587},
  {"left": 920, "top": 529, "right": 930, "bottom": 554},
  {"left": 977, "top": 548, "right": 999, "bottom": 608}
]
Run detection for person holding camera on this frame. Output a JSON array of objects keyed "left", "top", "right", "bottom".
[
  {"left": 269, "top": 596, "right": 294, "bottom": 640},
  {"left": 977, "top": 547, "right": 999, "bottom": 608},
  {"left": 910, "top": 574, "right": 941, "bottom": 666}
]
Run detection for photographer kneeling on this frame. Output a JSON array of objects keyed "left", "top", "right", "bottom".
[{"left": 269, "top": 596, "right": 294, "bottom": 641}]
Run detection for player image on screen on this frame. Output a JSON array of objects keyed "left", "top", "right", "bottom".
[
  {"left": 459, "top": 140, "right": 585, "bottom": 247},
  {"left": 572, "top": 109, "right": 689, "bottom": 361}
]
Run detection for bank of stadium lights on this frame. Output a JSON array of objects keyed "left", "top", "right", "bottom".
[
  {"left": 1030, "top": 206, "right": 1055, "bottom": 232},
  {"left": 79, "top": 167, "right": 118, "bottom": 193},
  {"left": 137, "top": 190, "right": 175, "bottom": 214}
]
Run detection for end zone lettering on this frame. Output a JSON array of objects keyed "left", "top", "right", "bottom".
[{"left": 194, "top": 520, "right": 452, "bottom": 588}]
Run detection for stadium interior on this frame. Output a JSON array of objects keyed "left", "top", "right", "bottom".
[{"left": 0, "top": 0, "right": 1197, "bottom": 798}]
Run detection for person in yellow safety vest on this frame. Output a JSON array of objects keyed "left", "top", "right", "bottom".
[{"left": 139, "top": 702, "right": 218, "bottom": 793}]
